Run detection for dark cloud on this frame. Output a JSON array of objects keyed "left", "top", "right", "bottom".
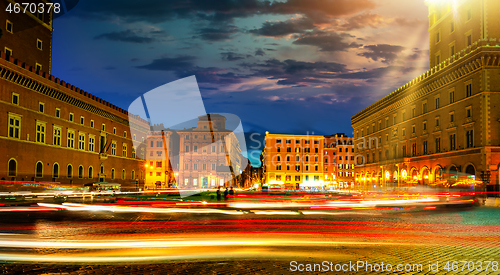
[
  {"left": 255, "top": 48, "right": 265, "bottom": 56},
  {"left": 245, "top": 58, "right": 347, "bottom": 86},
  {"left": 94, "top": 29, "right": 160, "bottom": 43},
  {"left": 337, "top": 13, "right": 386, "bottom": 30},
  {"left": 249, "top": 17, "right": 314, "bottom": 37},
  {"left": 195, "top": 25, "right": 238, "bottom": 41},
  {"left": 293, "top": 30, "right": 362, "bottom": 52},
  {"left": 136, "top": 56, "right": 243, "bottom": 84},
  {"left": 333, "top": 66, "right": 404, "bottom": 79},
  {"left": 136, "top": 56, "right": 197, "bottom": 71},
  {"left": 407, "top": 48, "right": 428, "bottom": 61},
  {"left": 74, "top": 0, "right": 376, "bottom": 24},
  {"left": 221, "top": 52, "right": 246, "bottom": 61},
  {"left": 358, "top": 44, "right": 405, "bottom": 63}
]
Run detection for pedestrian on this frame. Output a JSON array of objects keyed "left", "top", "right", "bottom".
[
  {"left": 224, "top": 187, "right": 229, "bottom": 200},
  {"left": 229, "top": 186, "right": 234, "bottom": 196},
  {"left": 216, "top": 186, "right": 221, "bottom": 201}
]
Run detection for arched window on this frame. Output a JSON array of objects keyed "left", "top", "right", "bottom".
[
  {"left": 111, "top": 168, "right": 115, "bottom": 180},
  {"left": 78, "top": 165, "right": 84, "bottom": 179},
  {"left": 122, "top": 169, "right": 125, "bottom": 180},
  {"left": 8, "top": 159, "right": 17, "bottom": 177},
  {"left": 35, "top": 161, "right": 43, "bottom": 178},
  {"left": 67, "top": 164, "right": 73, "bottom": 178},
  {"left": 131, "top": 170, "right": 135, "bottom": 180},
  {"left": 53, "top": 163, "right": 59, "bottom": 178},
  {"left": 88, "top": 166, "right": 93, "bottom": 179}
]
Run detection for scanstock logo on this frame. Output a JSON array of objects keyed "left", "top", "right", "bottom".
[{"left": 127, "top": 76, "right": 248, "bottom": 198}]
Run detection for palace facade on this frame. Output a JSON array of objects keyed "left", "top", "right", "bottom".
[{"left": 351, "top": 0, "right": 500, "bottom": 192}]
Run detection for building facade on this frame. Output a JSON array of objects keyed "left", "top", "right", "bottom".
[
  {"left": 262, "top": 132, "right": 354, "bottom": 190},
  {"left": 176, "top": 114, "right": 245, "bottom": 189},
  {"left": 0, "top": 8, "right": 150, "bottom": 191},
  {"left": 351, "top": 0, "right": 500, "bottom": 192}
]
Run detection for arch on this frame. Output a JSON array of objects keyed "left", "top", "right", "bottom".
[
  {"left": 465, "top": 163, "right": 476, "bottom": 176},
  {"left": 434, "top": 165, "right": 444, "bottom": 182},
  {"left": 448, "top": 164, "right": 458, "bottom": 174},
  {"left": 88, "top": 166, "right": 93, "bottom": 179},
  {"left": 53, "top": 163, "right": 59, "bottom": 178},
  {"left": 35, "top": 161, "right": 43, "bottom": 178},
  {"left": 111, "top": 168, "right": 115, "bottom": 180},
  {"left": 67, "top": 164, "right": 73, "bottom": 178},
  {"left": 410, "top": 166, "right": 418, "bottom": 181},
  {"left": 421, "top": 166, "right": 430, "bottom": 184},
  {"left": 78, "top": 165, "right": 84, "bottom": 179},
  {"left": 8, "top": 158, "right": 17, "bottom": 177}
]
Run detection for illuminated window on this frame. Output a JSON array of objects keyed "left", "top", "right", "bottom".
[
  {"left": 53, "top": 126, "right": 61, "bottom": 146},
  {"left": 36, "top": 121, "right": 46, "bottom": 143}
]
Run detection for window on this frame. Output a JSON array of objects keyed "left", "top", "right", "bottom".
[
  {"left": 122, "top": 169, "right": 126, "bottom": 180},
  {"left": 156, "top": 141, "right": 162, "bottom": 147},
  {"left": 78, "top": 166, "right": 84, "bottom": 179},
  {"left": 77, "top": 134, "right": 85, "bottom": 150},
  {"left": 449, "top": 91, "right": 455, "bottom": 104},
  {"left": 402, "top": 128, "right": 406, "bottom": 136},
  {"left": 55, "top": 108, "right": 60, "bottom": 118},
  {"left": 402, "top": 145, "right": 407, "bottom": 157},
  {"left": 212, "top": 164, "right": 216, "bottom": 170},
  {"left": 131, "top": 170, "right": 135, "bottom": 180},
  {"left": 393, "top": 115, "right": 396, "bottom": 125},
  {"left": 314, "top": 140, "right": 319, "bottom": 145},
  {"left": 466, "top": 106, "right": 472, "bottom": 118},
  {"left": 276, "top": 165, "right": 281, "bottom": 170},
  {"left": 124, "top": 131, "right": 127, "bottom": 138},
  {"left": 423, "top": 122, "right": 427, "bottom": 131},
  {"left": 35, "top": 161, "right": 43, "bottom": 178},
  {"left": 467, "top": 8, "right": 471, "bottom": 21},
  {"left": 80, "top": 116, "right": 84, "bottom": 125},
  {"left": 422, "top": 102, "right": 427, "bottom": 113},
  {"left": 402, "top": 111, "right": 406, "bottom": 121},
  {"left": 38, "top": 102, "right": 44, "bottom": 113},
  {"left": 35, "top": 63, "right": 42, "bottom": 72},
  {"left": 36, "top": 122, "right": 45, "bottom": 143},
  {"left": 122, "top": 144, "right": 127, "bottom": 157},
  {"left": 102, "top": 124, "right": 106, "bottom": 131},
  {"left": 67, "top": 130, "right": 75, "bottom": 148},
  {"left": 6, "top": 20, "right": 13, "bottom": 33},
  {"left": 435, "top": 97, "right": 440, "bottom": 109},
  {"left": 435, "top": 137, "right": 441, "bottom": 153},
  {"left": 37, "top": 39, "right": 42, "bottom": 50},
  {"left": 412, "top": 143, "right": 417, "bottom": 156},
  {"left": 69, "top": 113, "right": 74, "bottom": 122},
  {"left": 466, "top": 82, "right": 472, "bottom": 97},
  {"left": 287, "top": 147, "right": 291, "bottom": 153},
  {"left": 194, "top": 146, "right": 198, "bottom": 152},
  {"left": 450, "top": 112, "right": 454, "bottom": 122},
  {"left": 202, "top": 164, "right": 207, "bottom": 170},
  {"left": 67, "top": 164, "right": 73, "bottom": 178},
  {"left": 423, "top": 141, "right": 428, "bottom": 155},
  {"left": 385, "top": 118, "right": 389, "bottom": 127},
  {"left": 113, "top": 127, "right": 116, "bottom": 134},
  {"left": 88, "top": 167, "right": 93, "bottom": 179},
  {"left": 435, "top": 30, "right": 440, "bottom": 43},
  {"left": 466, "top": 130, "right": 473, "bottom": 148},
  {"left": 111, "top": 168, "right": 115, "bottom": 180},
  {"left": 435, "top": 53, "right": 440, "bottom": 65},
  {"left": 53, "top": 126, "right": 61, "bottom": 146},
  {"left": 450, "top": 21, "right": 454, "bottom": 33},
  {"left": 286, "top": 140, "right": 291, "bottom": 144},
  {"left": 131, "top": 148, "right": 136, "bottom": 158},
  {"left": 111, "top": 142, "right": 117, "bottom": 155},
  {"left": 466, "top": 31, "right": 472, "bottom": 47},
  {"left": 12, "top": 93, "right": 19, "bottom": 105},
  {"left": 450, "top": 134, "right": 456, "bottom": 150},
  {"left": 52, "top": 163, "right": 59, "bottom": 178},
  {"left": 7, "top": 114, "right": 21, "bottom": 139},
  {"left": 449, "top": 41, "right": 455, "bottom": 56},
  {"left": 411, "top": 107, "right": 416, "bottom": 118},
  {"left": 5, "top": 47, "right": 12, "bottom": 58}
]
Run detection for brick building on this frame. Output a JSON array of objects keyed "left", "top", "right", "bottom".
[{"left": 0, "top": 6, "right": 150, "bottom": 190}]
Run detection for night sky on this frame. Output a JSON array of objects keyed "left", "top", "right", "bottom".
[{"left": 50, "top": 0, "right": 430, "bottom": 166}]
